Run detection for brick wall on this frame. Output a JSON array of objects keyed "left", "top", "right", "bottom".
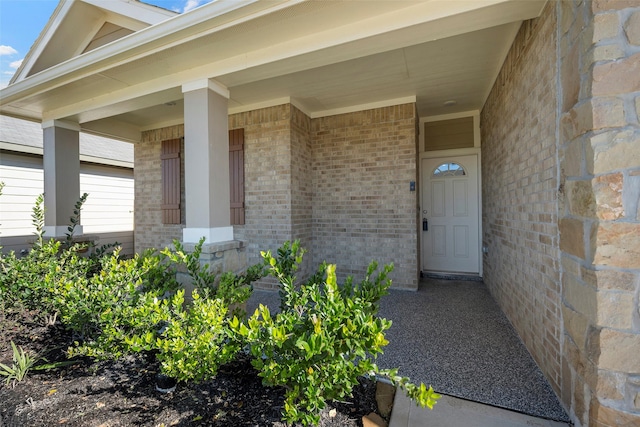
[
  {"left": 558, "top": 1, "right": 640, "bottom": 425},
  {"left": 311, "top": 104, "right": 419, "bottom": 289},
  {"left": 228, "top": 104, "right": 315, "bottom": 284},
  {"left": 481, "top": 0, "right": 562, "bottom": 398},
  {"left": 136, "top": 125, "right": 185, "bottom": 252},
  {"left": 136, "top": 102, "right": 419, "bottom": 289}
]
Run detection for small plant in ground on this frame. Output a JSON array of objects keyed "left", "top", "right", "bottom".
[
  {"left": 0, "top": 341, "right": 40, "bottom": 387},
  {"left": 230, "top": 241, "right": 440, "bottom": 426}
]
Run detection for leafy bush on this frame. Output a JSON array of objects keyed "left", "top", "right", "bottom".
[
  {"left": 230, "top": 241, "right": 440, "bottom": 426},
  {"left": 0, "top": 194, "right": 101, "bottom": 324},
  {"left": 69, "top": 238, "right": 264, "bottom": 383},
  {"left": 61, "top": 248, "right": 179, "bottom": 356}
]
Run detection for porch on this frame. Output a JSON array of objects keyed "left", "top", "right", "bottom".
[{"left": 248, "top": 277, "right": 571, "bottom": 425}]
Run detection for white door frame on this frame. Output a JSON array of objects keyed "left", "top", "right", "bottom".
[{"left": 419, "top": 147, "right": 483, "bottom": 277}]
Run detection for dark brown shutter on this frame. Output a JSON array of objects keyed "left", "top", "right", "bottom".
[
  {"left": 229, "top": 129, "right": 245, "bottom": 225},
  {"left": 161, "top": 138, "right": 181, "bottom": 224}
]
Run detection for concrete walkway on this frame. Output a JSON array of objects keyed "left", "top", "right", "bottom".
[{"left": 389, "top": 392, "right": 571, "bottom": 427}]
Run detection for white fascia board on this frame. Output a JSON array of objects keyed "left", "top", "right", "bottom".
[
  {"left": 0, "top": 142, "right": 43, "bottom": 156},
  {"left": 81, "top": 0, "right": 177, "bottom": 25},
  {"left": 0, "top": 142, "right": 132, "bottom": 168},
  {"left": 79, "top": 155, "right": 133, "bottom": 169}
]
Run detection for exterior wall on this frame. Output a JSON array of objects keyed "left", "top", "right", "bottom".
[
  {"left": 481, "top": 0, "right": 562, "bottom": 401},
  {"left": 1, "top": 151, "right": 134, "bottom": 256},
  {"left": 558, "top": 1, "right": 640, "bottom": 426},
  {"left": 136, "top": 125, "right": 185, "bottom": 252},
  {"left": 229, "top": 104, "right": 300, "bottom": 286},
  {"left": 80, "top": 163, "right": 134, "bottom": 233},
  {"left": 311, "top": 104, "right": 419, "bottom": 289},
  {"left": 136, "top": 102, "right": 418, "bottom": 288}
]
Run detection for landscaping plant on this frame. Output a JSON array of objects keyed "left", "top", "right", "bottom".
[
  {"left": 0, "top": 341, "right": 40, "bottom": 387},
  {"left": 230, "top": 240, "right": 440, "bottom": 426},
  {"left": 68, "top": 238, "right": 264, "bottom": 383}
]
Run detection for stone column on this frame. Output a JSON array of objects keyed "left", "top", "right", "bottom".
[
  {"left": 42, "top": 119, "right": 82, "bottom": 238},
  {"left": 559, "top": 1, "right": 640, "bottom": 426},
  {"left": 181, "top": 78, "right": 233, "bottom": 244}
]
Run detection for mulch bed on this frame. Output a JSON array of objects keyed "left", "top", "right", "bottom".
[{"left": 0, "top": 310, "right": 383, "bottom": 427}]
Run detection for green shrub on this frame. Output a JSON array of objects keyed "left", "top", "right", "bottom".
[
  {"left": 69, "top": 238, "right": 264, "bottom": 383},
  {"left": 231, "top": 240, "right": 440, "bottom": 426},
  {"left": 61, "top": 247, "right": 179, "bottom": 355},
  {"left": 0, "top": 194, "right": 96, "bottom": 323}
]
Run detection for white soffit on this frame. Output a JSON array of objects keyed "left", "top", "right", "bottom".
[{"left": 1, "top": 0, "right": 547, "bottom": 138}]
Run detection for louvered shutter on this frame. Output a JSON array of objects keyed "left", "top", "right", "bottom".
[
  {"left": 161, "top": 138, "right": 181, "bottom": 224},
  {"left": 229, "top": 129, "right": 245, "bottom": 225}
]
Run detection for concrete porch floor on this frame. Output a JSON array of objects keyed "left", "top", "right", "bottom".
[
  {"left": 389, "top": 391, "right": 571, "bottom": 427},
  {"left": 376, "top": 278, "right": 570, "bottom": 423}
]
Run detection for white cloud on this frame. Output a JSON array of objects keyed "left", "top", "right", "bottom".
[
  {"left": 9, "top": 59, "right": 23, "bottom": 69},
  {"left": 0, "top": 45, "right": 18, "bottom": 56},
  {"left": 183, "top": 0, "right": 202, "bottom": 12}
]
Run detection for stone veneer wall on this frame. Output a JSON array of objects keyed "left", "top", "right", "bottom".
[
  {"left": 136, "top": 125, "right": 185, "bottom": 252},
  {"left": 558, "top": 1, "right": 640, "bottom": 426},
  {"left": 311, "top": 104, "right": 419, "bottom": 289},
  {"left": 481, "top": 0, "right": 562, "bottom": 399}
]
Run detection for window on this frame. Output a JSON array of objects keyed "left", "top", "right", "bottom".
[{"left": 432, "top": 162, "right": 466, "bottom": 177}]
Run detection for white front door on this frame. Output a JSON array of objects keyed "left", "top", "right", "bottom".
[{"left": 422, "top": 155, "right": 480, "bottom": 274}]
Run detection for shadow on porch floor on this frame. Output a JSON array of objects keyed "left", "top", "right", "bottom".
[{"left": 247, "top": 277, "right": 570, "bottom": 424}]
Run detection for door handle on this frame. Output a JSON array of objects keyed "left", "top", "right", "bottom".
[{"left": 423, "top": 218, "right": 428, "bottom": 231}]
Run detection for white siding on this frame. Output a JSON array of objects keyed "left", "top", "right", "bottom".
[
  {"left": 0, "top": 153, "right": 134, "bottom": 255},
  {"left": 80, "top": 163, "right": 134, "bottom": 233},
  {"left": 0, "top": 153, "right": 44, "bottom": 237}
]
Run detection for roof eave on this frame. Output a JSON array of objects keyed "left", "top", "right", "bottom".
[{"left": 1, "top": 0, "right": 271, "bottom": 110}]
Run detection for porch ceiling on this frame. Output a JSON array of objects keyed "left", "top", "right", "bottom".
[{"left": 0, "top": 0, "right": 546, "bottom": 141}]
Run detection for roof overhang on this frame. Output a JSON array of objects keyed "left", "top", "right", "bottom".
[{"left": 0, "top": 0, "right": 547, "bottom": 142}]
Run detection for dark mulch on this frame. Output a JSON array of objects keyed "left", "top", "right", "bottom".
[{"left": 0, "top": 310, "right": 381, "bottom": 427}]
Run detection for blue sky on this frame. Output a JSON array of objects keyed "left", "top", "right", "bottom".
[{"left": 0, "top": 0, "right": 214, "bottom": 89}]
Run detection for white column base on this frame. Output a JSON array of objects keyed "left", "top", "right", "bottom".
[
  {"left": 43, "top": 225, "right": 83, "bottom": 238},
  {"left": 182, "top": 227, "right": 234, "bottom": 244}
]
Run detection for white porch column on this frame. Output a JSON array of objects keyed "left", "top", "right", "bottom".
[
  {"left": 42, "top": 120, "right": 82, "bottom": 238},
  {"left": 181, "top": 78, "right": 232, "bottom": 244}
]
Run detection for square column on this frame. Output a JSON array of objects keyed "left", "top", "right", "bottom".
[
  {"left": 181, "top": 79, "right": 233, "bottom": 243},
  {"left": 42, "top": 120, "right": 82, "bottom": 238}
]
